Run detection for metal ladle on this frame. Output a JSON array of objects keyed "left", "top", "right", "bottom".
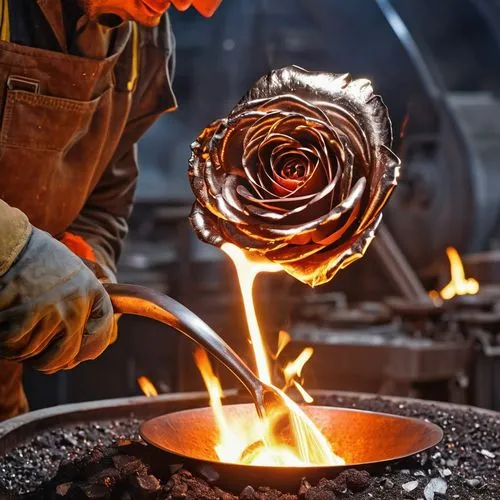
[{"left": 105, "top": 283, "right": 284, "bottom": 418}]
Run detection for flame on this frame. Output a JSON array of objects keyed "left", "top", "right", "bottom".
[
  {"left": 274, "top": 330, "right": 292, "bottom": 359},
  {"left": 193, "top": 242, "right": 344, "bottom": 467},
  {"left": 283, "top": 347, "right": 315, "bottom": 404},
  {"left": 428, "top": 289, "right": 442, "bottom": 304},
  {"left": 194, "top": 349, "right": 248, "bottom": 463},
  {"left": 273, "top": 331, "right": 314, "bottom": 403},
  {"left": 439, "top": 247, "right": 479, "bottom": 300},
  {"left": 283, "top": 347, "right": 314, "bottom": 383},
  {"left": 292, "top": 380, "right": 314, "bottom": 404},
  {"left": 137, "top": 376, "right": 158, "bottom": 397}
]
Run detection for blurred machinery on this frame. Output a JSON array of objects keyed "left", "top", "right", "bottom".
[{"left": 24, "top": 0, "right": 500, "bottom": 411}]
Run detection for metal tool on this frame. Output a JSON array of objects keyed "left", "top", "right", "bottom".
[{"left": 106, "top": 283, "right": 287, "bottom": 418}]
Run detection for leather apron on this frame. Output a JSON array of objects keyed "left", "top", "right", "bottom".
[{"left": 0, "top": 20, "right": 139, "bottom": 420}]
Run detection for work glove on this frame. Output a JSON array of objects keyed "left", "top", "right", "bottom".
[{"left": 0, "top": 228, "right": 117, "bottom": 374}]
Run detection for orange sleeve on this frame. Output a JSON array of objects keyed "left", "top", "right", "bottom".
[{"left": 59, "top": 232, "right": 97, "bottom": 262}]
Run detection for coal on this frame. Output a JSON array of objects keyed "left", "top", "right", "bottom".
[{"left": 0, "top": 395, "right": 499, "bottom": 499}]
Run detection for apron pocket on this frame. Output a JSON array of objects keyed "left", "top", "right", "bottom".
[{"left": 0, "top": 89, "right": 107, "bottom": 153}]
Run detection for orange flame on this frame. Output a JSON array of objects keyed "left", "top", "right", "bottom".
[
  {"left": 193, "top": 243, "right": 344, "bottom": 467},
  {"left": 274, "top": 330, "right": 292, "bottom": 359},
  {"left": 273, "top": 331, "right": 314, "bottom": 403},
  {"left": 194, "top": 349, "right": 247, "bottom": 463},
  {"left": 438, "top": 247, "right": 479, "bottom": 300},
  {"left": 292, "top": 380, "right": 314, "bottom": 404},
  {"left": 283, "top": 347, "right": 315, "bottom": 404},
  {"left": 137, "top": 376, "right": 158, "bottom": 397}
]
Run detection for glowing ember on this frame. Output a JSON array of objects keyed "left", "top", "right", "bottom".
[
  {"left": 137, "top": 376, "right": 158, "bottom": 397},
  {"left": 193, "top": 242, "right": 344, "bottom": 467},
  {"left": 428, "top": 289, "right": 442, "bottom": 305},
  {"left": 436, "top": 247, "right": 479, "bottom": 300}
]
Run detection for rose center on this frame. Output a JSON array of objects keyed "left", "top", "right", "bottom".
[{"left": 282, "top": 163, "right": 306, "bottom": 180}]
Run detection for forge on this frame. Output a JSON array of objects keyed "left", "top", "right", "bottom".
[{"left": 0, "top": 391, "right": 498, "bottom": 499}]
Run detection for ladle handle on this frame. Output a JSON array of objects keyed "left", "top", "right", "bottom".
[{"left": 104, "top": 283, "right": 265, "bottom": 412}]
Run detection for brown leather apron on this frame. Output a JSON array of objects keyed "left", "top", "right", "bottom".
[
  {"left": 0, "top": 23, "right": 137, "bottom": 233},
  {"left": 0, "top": 22, "right": 139, "bottom": 420}
]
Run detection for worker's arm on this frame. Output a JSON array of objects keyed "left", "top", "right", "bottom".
[
  {"left": 67, "top": 16, "right": 177, "bottom": 279},
  {"left": 65, "top": 146, "right": 139, "bottom": 281}
]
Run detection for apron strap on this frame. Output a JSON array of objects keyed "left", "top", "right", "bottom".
[
  {"left": 127, "top": 22, "right": 139, "bottom": 92},
  {"left": 0, "top": 0, "right": 10, "bottom": 42}
]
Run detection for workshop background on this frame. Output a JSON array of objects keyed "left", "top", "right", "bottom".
[{"left": 24, "top": 0, "right": 500, "bottom": 412}]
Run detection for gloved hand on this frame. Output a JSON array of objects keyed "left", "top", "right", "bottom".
[{"left": 0, "top": 228, "right": 117, "bottom": 374}]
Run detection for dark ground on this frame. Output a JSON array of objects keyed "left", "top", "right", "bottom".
[{"left": 0, "top": 395, "right": 499, "bottom": 499}]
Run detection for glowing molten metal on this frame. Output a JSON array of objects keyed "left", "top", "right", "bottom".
[{"left": 193, "top": 243, "right": 344, "bottom": 467}]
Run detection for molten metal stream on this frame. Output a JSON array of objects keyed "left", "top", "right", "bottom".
[{"left": 192, "top": 243, "right": 344, "bottom": 466}]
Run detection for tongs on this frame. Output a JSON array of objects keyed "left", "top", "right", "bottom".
[{"left": 105, "top": 283, "right": 284, "bottom": 418}]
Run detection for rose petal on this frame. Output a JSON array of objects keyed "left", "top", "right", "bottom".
[
  {"left": 215, "top": 113, "right": 268, "bottom": 175},
  {"left": 204, "top": 159, "right": 226, "bottom": 198},
  {"left": 311, "top": 198, "right": 361, "bottom": 245},
  {"left": 237, "top": 184, "right": 313, "bottom": 214},
  {"left": 269, "top": 146, "right": 312, "bottom": 191},
  {"left": 339, "top": 143, "right": 354, "bottom": 200},
  {"left": 264, "top": 241, "right": 326, "bottom": 263},
  {"left": 276, "top": 215, "right": 383, "bottom": 287},
  {"left": 243, "top": 112, "right": 284, "bottom": 151},
  {"left": 235, "top": 163, "right": 347, "bottom": 225},
  {"left": 234, "top": 68, "right": 351, "bottom": 115},
  {"left": 221, "top": 175, "right": 250, "bottom": 215},
  {"left": 235, "top": 177, "right": 365, "bottom": 239},
  {"left": 190, "top": 203, "right": 224, "bottom": 247},
  {"left": 219, "top": 219, "right": 290, "bottom": 249},
  {"left": 319, "top": 102, "right": 371, "bottom": 169},
  {"left": 237, "top": 95, "right": 332, "bottom": 124},
  {"left": 238, "top": 66, "right": 391, "bottom": 152},
  {"left": 358, "top": 144, "right": 400, "bottom": 230}
]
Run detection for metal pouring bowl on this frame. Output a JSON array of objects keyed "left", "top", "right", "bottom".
[{"left": 139, "top": 404, "right": 443, "bottom": 491}]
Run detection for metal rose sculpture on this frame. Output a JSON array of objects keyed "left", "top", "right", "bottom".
[{"left": 189, "top": 66, "right": 400, "bottom": 286}]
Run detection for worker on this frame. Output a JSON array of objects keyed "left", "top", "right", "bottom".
[{"left": 0, "top": 0, "right": 222, "bottom": 421}]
